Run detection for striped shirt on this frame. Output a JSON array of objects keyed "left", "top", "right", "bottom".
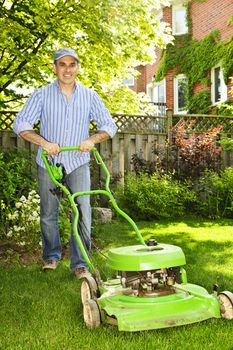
[{"left": 13, "top": 79, "right": 117, "bottom": 173}]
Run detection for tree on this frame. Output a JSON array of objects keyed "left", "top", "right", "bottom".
[{"left": 0, "top": 0, "right": 172, "bottom": 112}]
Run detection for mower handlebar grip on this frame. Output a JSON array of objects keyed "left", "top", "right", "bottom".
[{"left": 41, "top": 146, "right": 97, "bottom": 155}]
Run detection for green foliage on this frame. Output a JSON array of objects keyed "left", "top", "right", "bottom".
[
  {"left": 103, "top": 86, "right": 141, "bottom": 114},
  {"left": 4, "top": 188, "right": 75, "bottom": 250},
  {"left": 117, "top": 173, "right": 196, "bottom": 220},
  {"left": 219, "top": 136, "right": 233, "bottom": 151},
  {"left": 196, "top": 168, "right": 233, "bottom": 218},
  {"left": 215, "top": 101, "right": 233, "bottom": 116},
  {"left": 0, "top": 0, "right": 172, "bottom": 112},
  {"left": 155, "top": 28, "right": 233, "bottom": 113},
  {"left": 118, "top": 165, "right": 233, "bottom": 220},
  {"left": 155, "top": 31, "right": 221, "bottom": 84},
  {"left": 58, "top": 198, "right": 72, "bottom": 246},
  {"left": 187, "top": 90, "right": 211, "bottom": 114},
  {"left": 0, "top": 148, "right": 37, "bottom": 234}
]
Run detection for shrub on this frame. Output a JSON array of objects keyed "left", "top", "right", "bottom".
[
  {"left": 173, "top": 120, "right": 223, "bottom": 178},
  {"left": 196, "top": 168, "right": 233, "bottom": 218},
  {"left": 131, "top": 121, "right": 223, "bottom": 181},
  {"left": 7, "top": 190, "right": 41, "bottom": 249},
  {"left": 215, "top": 101, "right": 233, "bottom": 116},
  {"left": 117, "top": 173, "right": 197, "bottom": 220},
  {"left": 0, "top": 148, "right": 37, "bottom": 236},
  {"left": 0, "top": 148, "right": 83, "bottom": 249},
  {"left": 5, "top": 190, "right": 73, "bottom": 249}
]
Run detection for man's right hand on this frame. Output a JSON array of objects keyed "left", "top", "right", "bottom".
[
  {"left": 19, "top": 130, "right": 60, "bottom": 156},
  {"left": 42, "top": 141, "right": 60, "bottom": 156}
]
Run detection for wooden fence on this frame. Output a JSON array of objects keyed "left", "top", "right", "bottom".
[
  {"left": 0, "top": 110, "right": 232, "bottom": 184},
  {"left": 0, "top": 111, "right": 167, "bottom": 184}
]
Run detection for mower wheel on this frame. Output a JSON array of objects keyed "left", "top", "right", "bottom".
[
  {"left": 218, "top": 291, "right": 233, "bottom": 320},
  {"left": 83, "top": 299, "right": 101, "bottom": 328},
  {"left": 80, "top": 276, "right": 98, "bottom": 304}
]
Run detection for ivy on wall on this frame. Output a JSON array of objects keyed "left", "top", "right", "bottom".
[{"left": 154, "top": 5, "right": 233, "bottom": 114}]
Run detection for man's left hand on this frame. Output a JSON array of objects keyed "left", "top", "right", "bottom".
[{"left": 79, "top": 139, "right": 95, "bottom": 152}]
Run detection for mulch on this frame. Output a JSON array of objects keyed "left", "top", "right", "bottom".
[{"left": 0, "top": 242, "right": 69, "bottom": 267}]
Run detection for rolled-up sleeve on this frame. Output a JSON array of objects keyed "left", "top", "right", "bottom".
[
  {"left": 89, "top": 91, "right": 117, "bottom": 138},
  {"left": 13, "top": 88, "right": 42, "bottom": 135}
]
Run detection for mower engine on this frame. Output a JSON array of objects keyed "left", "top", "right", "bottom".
[{"left": 119, "top": 267, "right": 181, "bottom": 296}]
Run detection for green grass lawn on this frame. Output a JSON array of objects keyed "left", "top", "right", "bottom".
[{"left": 1, "top": 217, "right": 233, "bottom": 350}]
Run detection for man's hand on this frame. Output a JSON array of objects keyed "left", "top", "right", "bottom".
[
  {"left": 19, "top": 130, "right": 60, "bottom": 156},
  {"left": 79, "top": 132, "right": 110, "bottom": 153},
  {"left": 42, "top": 141, "right": 60, "bottom": 155},
  {"left": 79, "top": 139, "right": 95, "bottom": 152}
]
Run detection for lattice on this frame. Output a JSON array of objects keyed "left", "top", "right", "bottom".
[
  {"left": 0, "top": 111, "right": 232, "bottom": 135},
  {"left": 0, "top": 112, "right": 97, "bottom": 132},
  {"left": 173, "top": 115, "right": 233, "bottom": 134},
  {"left": 0, "top": 112, "right": 16, "bottom": 130},
  {"left": 113, "top": 114, "right": 166, "bottom": 133}
]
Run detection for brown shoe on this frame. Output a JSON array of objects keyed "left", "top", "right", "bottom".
[
  {"left": 42, "top": 260, "right": 58, "bottom": 271},
  {"left": 74, "top": 267, "right": 91, "bottom": 279}
]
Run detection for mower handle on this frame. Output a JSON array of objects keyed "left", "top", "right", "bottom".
[
  {"left": 41, "top": 146, "right": 111, "bottom": 188},
  {"left": 41, "top": 146, "right": 146, "bottom": 271}
]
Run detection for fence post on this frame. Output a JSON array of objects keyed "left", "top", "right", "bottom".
[{"left": 166, "top": 108, "right": 173, "bottom": 144}]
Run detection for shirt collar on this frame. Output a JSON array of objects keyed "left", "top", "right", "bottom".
[{"left": 54, "top": 78, "right": 78, "bottom": 93}]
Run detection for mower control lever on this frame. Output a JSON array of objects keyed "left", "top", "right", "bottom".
[{"left": 147, "top": 239, "right": 158, "bottom": 246}]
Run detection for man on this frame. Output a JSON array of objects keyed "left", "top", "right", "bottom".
[{"left": 13, "top": 48, "right": 117, "bottom": 278}]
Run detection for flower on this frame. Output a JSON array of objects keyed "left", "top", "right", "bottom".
[
  {"left": 6, "top": 230, "right": 13, "bottom": 237},
  {"left": 20, "top": 195, "right": 26, "bottom": 202},
  {"left": 7, "top": 190, "right": 42, "bottom": 248},
  {"left": 32, "top": 198, "right": 40, "bottom": 204},
  {"left": 11, "top": 212, "right": 19, "bottom": 219}
]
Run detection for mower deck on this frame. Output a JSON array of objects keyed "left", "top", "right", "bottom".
[{"left": 98, "top": 281, "right": 221, "bottom": 332}]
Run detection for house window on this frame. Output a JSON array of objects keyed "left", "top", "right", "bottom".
[
  {"left": 174, "top": 75, "right": 187, "bottom": 114},
  {"left": 147, "top": 80, "right": 165, "bottom": 103},
  {"left": 172, "top": 5, "right": 188, "bottom": 35},
  {"left": 147, "top": 80, "right": 166, "bottom": 115},
  {"left": 211, "top": 65, "right": 227, "bottom": 104},
  {"left": 122, "top": 77, "right": 135, "bottom": 87}
]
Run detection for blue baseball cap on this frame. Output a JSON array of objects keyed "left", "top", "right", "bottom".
[{"left": 54, "top": 48, "right": 79, "bottom": 62}]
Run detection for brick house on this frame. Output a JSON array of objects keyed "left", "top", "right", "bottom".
[{"left": 128, "top": 0, "right": 233, "bottom": 114}]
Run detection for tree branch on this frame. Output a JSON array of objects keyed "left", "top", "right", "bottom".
[
  {"left": 0, "top": 48, "right": 6, "bottom": 61},
  {"left": 1, "top": 55, "right": 18, "bottom": 75},
  {"left": 0, "top": 34, "right": 48, "bottom": 93}
]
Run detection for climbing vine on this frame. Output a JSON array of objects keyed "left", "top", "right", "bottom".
[{"left": 154, "top": 5, "right": 233, "bottom": 114}]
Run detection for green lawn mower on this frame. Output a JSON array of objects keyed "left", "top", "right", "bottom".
[{"left": 41, "top": 146, "right": 233, "bottom": 332}]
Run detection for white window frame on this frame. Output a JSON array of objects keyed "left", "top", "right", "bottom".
[
  {"left": 146, "top": 80, "right": 166, "bottom": 103},
  {"left": 211, "top": 64, "right": 227, "bottom": 105},
  {"left": 122, "top": 77, "right": 135, "bottom": 87},
  {"left": 174, "top": 74, "right": 187, "bottom": 114},
  {"left": 172, "top": 4, "right": 188, "bottom": 35}
]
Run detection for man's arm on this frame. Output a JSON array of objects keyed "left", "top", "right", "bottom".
[
  {"left": 79, "top": 131, "right": 110, "bottom": 152},
  {"left": 20, "top": 130, "right": 60, "bottom": 155},
  {"left": 13, "top": 88, "right": 60, "bottom": 154}
]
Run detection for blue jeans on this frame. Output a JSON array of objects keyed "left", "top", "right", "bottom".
[{"left": 37, "top": 163, "right": 91, "bottom": 271}]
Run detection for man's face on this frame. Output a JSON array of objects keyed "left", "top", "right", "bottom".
[{"left": 53, "top": 56, "right": 80, "bottom": 86}]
